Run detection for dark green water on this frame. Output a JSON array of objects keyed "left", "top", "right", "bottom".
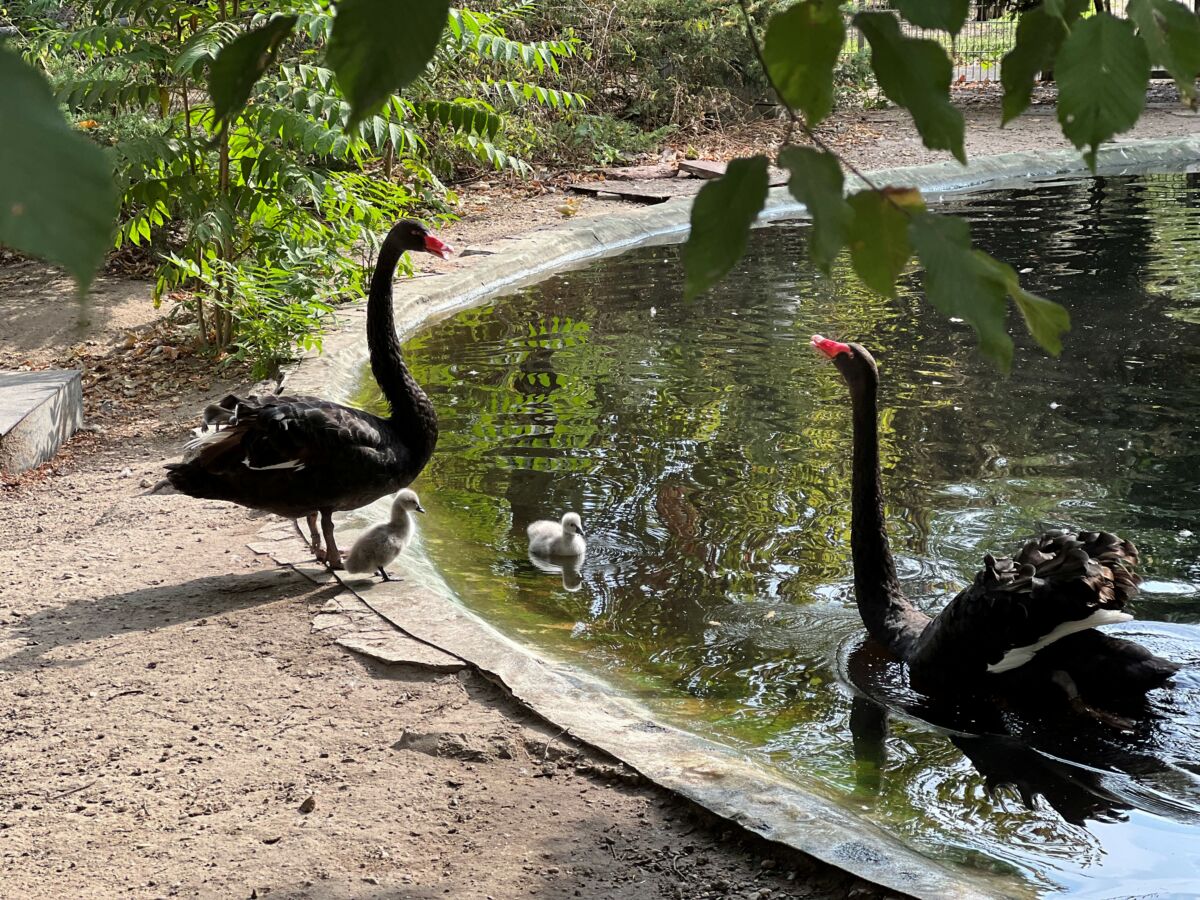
[{"left": 378, "top": 173, "right": 1200, "bottom": 895}]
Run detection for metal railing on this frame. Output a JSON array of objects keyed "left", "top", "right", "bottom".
[{"left": 843, "top": 1, "right": 1131, "bottom": 83}]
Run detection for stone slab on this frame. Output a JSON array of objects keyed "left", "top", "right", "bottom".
[
  {"left": 0, "top": 369, "right": 83, "bottom": 476},
  {"left": 336, "top": 630, "right": 464, "bottom": 670}
]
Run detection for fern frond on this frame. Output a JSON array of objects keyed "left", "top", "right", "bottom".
[
  {"left": 411, "top": 99, "right": 502, "bottom": 139},
  {"left": 56, "top": 78, "right": 159, "bottom": 112},
  {"left": 473, "top": 79, "right": 587, "bottom": 109},
  {"left": 464, "top": 135, "right": 531, "bottom": 175},
  {"left": 172, "top": 21, "right": 240, "bottom": 76}
]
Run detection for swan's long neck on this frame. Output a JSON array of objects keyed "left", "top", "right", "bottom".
[
  {"left": 367, "top": 235, "right": 438, "bottom": 466},
  {"left": 849, "top": 380, "right": 928, "bottom": 660}
]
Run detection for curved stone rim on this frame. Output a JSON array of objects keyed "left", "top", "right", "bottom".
[{"left": 279, "top": 135, "right": 1200, "bottom": 900}]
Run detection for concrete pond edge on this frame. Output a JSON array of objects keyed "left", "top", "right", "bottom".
[{"left": 256, "top": 135, "right": 1200, "bottom": 900}]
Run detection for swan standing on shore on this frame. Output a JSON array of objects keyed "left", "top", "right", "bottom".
[
  {"left": 528, "top": 512, "right": 586, "bottom": 558},
  {"left": 345, "top": 489, "right": 425, "bottom": 581},
  {"left": 162, "top": 220, "right": 450, "bottom": 569}
]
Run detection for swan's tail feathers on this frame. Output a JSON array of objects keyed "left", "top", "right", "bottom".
[
  {"left": 162, "top": 460, "right": 229, "bottom": 501},
  {"left": 1009, "top": 529, "right": 1141, "bottom": 608},
  {"left": 914, "top": 529, "right": 1173, "bottom": 692}
]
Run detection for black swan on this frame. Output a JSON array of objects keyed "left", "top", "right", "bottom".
[
  {"left": 811, "top": 335, "right": 1179, "bottom": 717},
  {"left": 165, "top": 220, "right": 451, "bottom": 568}
]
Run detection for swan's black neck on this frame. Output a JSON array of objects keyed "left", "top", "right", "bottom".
[
  {"left": 367, "top": 233, "right": 438, "bottom": 467},
  {"left": 849, "top": 378, "right": 928, "bottom": 660}
]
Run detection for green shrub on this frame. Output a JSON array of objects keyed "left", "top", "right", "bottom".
[{"left": 11, "top": 0, "right": 580, "bottom": 376}]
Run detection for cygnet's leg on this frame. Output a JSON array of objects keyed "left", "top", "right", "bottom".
[
  {"left": 305, "top": 513, "right": 325, "bottom": 562},
  {"left": 377, "top": 568, "right": 392, "bottom": 582},
  {"left": 320, "top": 510, "right": 344, "bottom": 570}
]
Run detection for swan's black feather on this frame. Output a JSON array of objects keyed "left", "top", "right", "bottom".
[
  {"left": 167, "top": 393, "right": 417, "bottom": 518},
  {"left": 906, "top": 530, "right": 1173, "bottom": 697}
]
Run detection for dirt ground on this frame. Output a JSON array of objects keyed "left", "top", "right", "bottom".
[{"left": 3, "top": 93, "right": 1200, "bottom": 900}]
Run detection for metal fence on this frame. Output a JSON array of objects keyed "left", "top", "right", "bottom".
[{"left": 843, "top": 1, "right": 1131, "bottom": 83}]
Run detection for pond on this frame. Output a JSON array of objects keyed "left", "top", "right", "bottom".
[{"left": 369, "top": 172, "right": 1200, "bottom": 896}]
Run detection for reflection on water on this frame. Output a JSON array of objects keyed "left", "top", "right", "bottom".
[{"left": 374, "top": 173, "right": 1200, "bottom": 894}]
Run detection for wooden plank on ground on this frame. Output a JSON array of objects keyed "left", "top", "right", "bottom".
[
  {"left": 566, "top": 181, "right": 674, "bottom": 204},
  {"left": 679, "top": 159, "right": 726, "bottom": 179},
  {"left": 680, "top": 159, "right": 789, "bottom": 187}
]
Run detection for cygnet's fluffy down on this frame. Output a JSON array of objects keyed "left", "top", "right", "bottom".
[
  {"left": 527, "top": 511, "right": 586, "bottom": 558},
  {"left": 345, "top": 489, "right": 425, "bottom": 580}
]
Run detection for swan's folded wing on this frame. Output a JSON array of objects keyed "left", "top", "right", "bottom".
[
  {"left": 909, "top": 531, "right": 1140, "bottom": 682},
  {"left": 188, "top": 395, "right": 392, "bottom": 473}
]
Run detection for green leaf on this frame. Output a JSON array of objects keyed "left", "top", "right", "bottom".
[
  {"left": 1128, "top": 0, "right": 1200, "bottom": 106},
  {"left": 1056, "top": 13, "right": 1150, "bottom": 168},
  {"left": 778, "top": 146, "right": 852, "bottom": 272},
  {"left": 0, "top": 48, "right": 118, "bottom": 294},
  {"left": 683, "top": 156, "right": 770, "bottom": 301},
  {"left": 893, "top": 0, "right": 969, "bottom": 36},
  {"left": 763, "top": 0, "right": 844, "bottom": 126},
  {"left": 854, "top": 12, "right": 965, "bottom": 164},
  {"left": 210, "top": 15, "right": 298, "bottom": 128},
  {"left": 1011, "top": 283, "right": 1071, "bottom": 355},
  {"left": 846, "top": 188, "right": 923, "bottom": 296},
  {"left": 1001, "top": 2, "right": 1082, "bottom": 124},
  {"left": 909, "top": 212, "right": 1013, "bottom": 369},
  {"left": 327, "top": 0, "right": 450, "bottom": 128}
]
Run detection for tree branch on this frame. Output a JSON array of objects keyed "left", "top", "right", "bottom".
[{"left": 735, "top": 0, "right": 885, "bottom": 195}]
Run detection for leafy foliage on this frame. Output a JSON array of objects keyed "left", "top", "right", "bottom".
[
  {"left": 999, "top": 0, "right": 1083, "bottom": 125},
  {"left": 683, "top": 156, "right": 770, "bottom": 301},
  {"left": 853, "top": 12, "right": 965, "bottom": 165},
  {"left": 778, "top": 146, "right": 851, "bottom": 273},
  {"left": 0, "top": 45, "right": 119, "bottom": 294},
  {"left": 326, "top": 0, "right": 451, "bottom": 127},
  {"left": 763, "top": 0, "right": 843, "bottom": 127},
  {"left": 1055, "top": 13, "right": 1150, "bottom": 167},
  {"left": 7, "top": 0, "right": 579, "bottom": 373},
  {"left": 1129, "top": 0, "right": 1200, "bottom": 107},
  {"left": 9, "top": 0, "right": 1200, "bottom": 374}
]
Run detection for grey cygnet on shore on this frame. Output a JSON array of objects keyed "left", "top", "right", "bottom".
[{"left": 345, "top": 489, "right": 425, "bottom": 580}]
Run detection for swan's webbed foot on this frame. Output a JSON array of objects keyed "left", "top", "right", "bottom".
[{"left": 377, "top": 568, "right": 394, "bottom": 582}]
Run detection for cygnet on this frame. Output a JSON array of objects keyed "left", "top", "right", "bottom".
[
  {"left": 345, "top": 489, "right": 425, "bottom": 580},
  {"left": 527, "top": 511, "right": 586, "bottom": 558}
]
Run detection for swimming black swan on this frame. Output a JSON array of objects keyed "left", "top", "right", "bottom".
[
  {"left": 345, "top": 488, "right": 425, "bottom": 581},
  {"left": 165, "top": 220, "right": 451, "bottom": 568},
  {"left": 811, "top": 335, "right": 1179, "bottom": 717}
]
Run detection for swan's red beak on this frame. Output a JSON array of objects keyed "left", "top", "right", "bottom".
[
  {"left": 811, "top": 334, "right": 851, "bottom": 359},
  {"left": 423, "top": 234, "right": 453, "bottom": 259}
]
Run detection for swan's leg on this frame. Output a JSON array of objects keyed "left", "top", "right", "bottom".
[
  {"left": 305, "top": 513, "right": 325, "bottom": 562},
  {"left": 1051, "top": 669, "right": 1134, "bottom": 731},
  {"left": 378, "top": 568, "right": 392, "bottom": 582},
  {"left": 320, "top": 510, "right": 343, "bottom": 570}
]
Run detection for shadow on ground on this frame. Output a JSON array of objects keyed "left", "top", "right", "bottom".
[{"left": 1, "top": 568, "right": 335, "bottom": 672}]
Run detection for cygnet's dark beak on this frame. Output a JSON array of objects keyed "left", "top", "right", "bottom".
[
  {"left": 416, "top": 504, "right": 427, "bottom": 514},
  {"left": 576, "top": 526, "right": 586, "bottom": 537}
]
